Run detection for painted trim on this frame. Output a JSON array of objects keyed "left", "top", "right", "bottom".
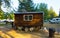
[{"left": 23, "top": 15, "right": 33, "bottom": 21}]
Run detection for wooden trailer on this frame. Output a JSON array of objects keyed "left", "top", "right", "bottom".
[{"left": 13, "top": 12, "right": 44, "bottom": 31}]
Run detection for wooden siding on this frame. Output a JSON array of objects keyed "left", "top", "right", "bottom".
[{"left": 14, "top": 13, "right": 43, "bottom": 27}]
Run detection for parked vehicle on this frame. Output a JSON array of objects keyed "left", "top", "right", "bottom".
[{"left": 49, "top": 18, "right": 60, "bottom": 24}]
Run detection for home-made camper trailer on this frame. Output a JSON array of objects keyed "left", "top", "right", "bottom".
[{"left": 13, "top": 12, "right": 44, "bottom": 31}]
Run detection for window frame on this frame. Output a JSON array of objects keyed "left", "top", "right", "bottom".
[{"left": 23, "top": 15, "right": 33, "bottom": 21}]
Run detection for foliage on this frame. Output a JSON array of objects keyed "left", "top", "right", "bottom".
[
  {"left": 3, "top": 0, "right": 10, "bottom": 7},
  {"left": 18, "top": 0, "right": 35, "bottom": 12},
  {"left": 48, "top": 7, "right": 58, "bottom": 19},
  {"left": 38, "top": 3, "right": 48, "bottom": 20},
  {"left": 37, "top": 3, "right": 57, "bottom": 20},
  {"left": 0, "top": 0, "right": 58, "bottom": 20},
  {"left": 0, "top": 0, "right": 11, "bottom": 19},
  {"left": 9, "top": 12, "right": 14, "bottom": 20},
  {"left": 0, "top": 0, "right": 3, "bottom": 19},
  {"left": 0, "top": 12, "right": 4, "bottom": 19},
  {"left": 4, "top": 12, "right": 14, "bottom": 20}
]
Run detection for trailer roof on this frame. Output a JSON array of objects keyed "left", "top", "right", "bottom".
[{"left": 14, "top": 11, "right": 44, "bottom": 14}]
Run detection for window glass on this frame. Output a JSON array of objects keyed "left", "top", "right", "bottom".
[
  {"left": 29, "top": 16, "right": 32, "bottom": 20},
  {"left": 24, "top": 15, "right": 33, "bottom": 21},
  {"left": 25, "top": 16, "right": 28, "bottom": 21},
  {"left": 56, "top": 19, "right": 58, "bottom": 20}
]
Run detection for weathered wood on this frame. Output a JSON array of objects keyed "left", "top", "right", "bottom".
[{"left": 14, "top": 12, "right": 43, "bottom": 29}]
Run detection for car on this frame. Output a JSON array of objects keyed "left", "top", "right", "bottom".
[
  {"left": 44, "top": 20, "right": 48, "bottom": 22},
  {"left": 49, "top": 18, "right": 60, "bottom": 24}
]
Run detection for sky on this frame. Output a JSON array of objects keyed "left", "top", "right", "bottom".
[
  {"left": 33, "top": 0, "right": 60, "bottom": 15},
  {"left": 1, "top": 0, "right": 60, "bottom": 15},
  {"left": 1, "top": 0, "right": 19, "bottom": 12}
]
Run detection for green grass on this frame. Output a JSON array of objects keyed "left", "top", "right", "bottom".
[
  {"left": 0, "top": 22, "right": 11, "bottom": 26},
  {"left": 0, "top": 24, "right": 5, "bottom": 26}
]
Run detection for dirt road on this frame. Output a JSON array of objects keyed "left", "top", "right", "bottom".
[
  {"left": 0, "top": 22, "right": 60, "bottom": 38},
  {"left": 0, "top": 25, "right": 48, "bottom": 38}
]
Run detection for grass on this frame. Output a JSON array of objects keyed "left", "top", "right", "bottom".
[
  {"left": 0, "top": 22, "right": 60, "bottom": 38},
  {"left": 0, "top": 24, "right": 5, "bottom": 26},
  {"left": 0, "top": 22, "right": 11, "bottom": 26},
  {"left": 44, "top": 22, "right": 60, "bottom": 28}
]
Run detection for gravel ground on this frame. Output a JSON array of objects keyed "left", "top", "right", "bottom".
[
  {"left": 44, "top": 22, "right": 60, "bottom": 32},
  {"left": 0, "top": 22, "right": 60, "bottom": 38},
  {"left": 0, "top": 25, "right": 45, "bottom": 38}
]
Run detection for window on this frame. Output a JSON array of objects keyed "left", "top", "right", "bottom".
[
  {"left": 23, "top": 15, "right": 33, "bottom": 21},
  {"left": 29, "top": 16, "right": 32, "bottom": 20}
]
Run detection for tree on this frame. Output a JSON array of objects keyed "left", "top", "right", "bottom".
[
  {"left": 38, "top": 3, "right": 48, "bottom": 20},
  {"left": 3, "top": 11, "right": 14, "bottom": 20},
  {"left": 48, "top": 7, "right": 57, "bottom": 19},
  {"left": 37, "top": 3, "right": 57, "bottom": 20},
  {"left": 9, "top": 12, "right": 14, "bottom": 20},
  {"left": 0, "top": 0, "right": 3, "bottom": 19},
  {"left": 0, "top": 0, "right": 11, "bottom": 19},
  {"left": 18, "top": 0, "right": 35, "bottom": 12},
  {"left": 0, "top": 0, "right": 10, "bottom": 12}
]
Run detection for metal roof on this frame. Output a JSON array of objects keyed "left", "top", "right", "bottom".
[{"left": 14, "top": 11, "right": 44, "bottom": 14}]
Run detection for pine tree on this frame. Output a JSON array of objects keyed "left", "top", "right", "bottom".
[{"left": 18, "top": 0, "right": 35, "bottom": 12}]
